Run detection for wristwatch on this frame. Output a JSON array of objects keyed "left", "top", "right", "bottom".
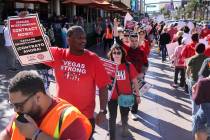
[{"left": 99, "top": 109, "right": 107, "bottom": 115}]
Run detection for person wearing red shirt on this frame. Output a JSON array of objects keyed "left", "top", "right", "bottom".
[
  {"left": 107, "top": 44, "right": 140, "bottom": 139},
  {"left": 168, "top": 24, "right": 178, "bottom": 42},
  {"left": 200, "top": 24, "right": 210, "bottom": 39},
  {"left": 181, "top": 33, "right": 199, "bottom": 60},
  {"left": 138, "top": 30, "right": 150, "bottom": 57},
  {"left": 204, "top": 34, "right": 210, "bottom": 57},
  {"left": 44, "top": 26, "right": 110, "bottom": 138},
  {"left": 204, "top": 46, "right": 210, "bottom": 57},
  {"left": 123, "top": 33, "right": 148, "bottom": 120},
  {"left": 123, "top": 33, "right": 149, "bottom": 74}
]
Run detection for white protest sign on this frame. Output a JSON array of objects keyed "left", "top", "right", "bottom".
[
  {"left": 166, "top": 42, "right": 179, "bottom": 59},
  {"left": 139, "top": 82, "right": 152, "bottom": 96},
  {"left": 177, "top": 21, "right": 186, "bottom": 30},
  {"left": 124, "top": 12, "right": 133, "bottom": 27},
  {"left": 199, "top": 38, "right": 208, "bottom": 46},
  {"left": 187, "top": 22, "right": 195, "bottom": 32},
  {"left": 8, "top": 14, "right": 53, "bottom": 66},
  {"left": 156, "top": 15, "right": 165, "bottom": 23}
]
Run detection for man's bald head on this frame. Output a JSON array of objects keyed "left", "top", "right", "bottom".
[
  {"left": 67, "top": 26, "right": 87, "bottom": 55},
  {"left": 67, "top": 26, "right": 85, "bottom": 37}
]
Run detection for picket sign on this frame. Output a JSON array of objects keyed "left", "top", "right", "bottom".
[{"left": 8, "top": 14, "right": 53, "bottom": 66}]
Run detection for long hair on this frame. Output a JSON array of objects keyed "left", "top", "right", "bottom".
[{"left": 107, "top": 43, "right": 127, "bottom": 64}]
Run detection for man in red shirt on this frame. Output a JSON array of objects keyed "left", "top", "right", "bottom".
[
  {"left": 44, "top": 26, "right": 110, "bottom": 138},
  {"left": 181, "top": 33, "right": 199, "bottom": 59},
  {"left": 123, "top": 33, "right": 148, "bottom": 120},
  {"left": 168, "top": 24, "right": 178, "bottom": 42},
  {"left": 200, "top": 24, "right": 210, "bottom": 39}
]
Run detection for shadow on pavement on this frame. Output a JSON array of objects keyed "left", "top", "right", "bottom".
[{"left": 137, "top": 111, "right": 193, "bottom": 140}]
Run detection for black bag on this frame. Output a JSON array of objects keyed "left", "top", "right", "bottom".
[{"left": 192, "top": 78, "right": 210, "bottom": 105}]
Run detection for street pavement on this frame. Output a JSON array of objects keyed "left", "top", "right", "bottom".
[{"left": 0, "top": 44, "right": 193, "bottom": 140}]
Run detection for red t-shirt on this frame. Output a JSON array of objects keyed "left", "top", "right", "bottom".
[
  {"left": 140, "top": 39, "right": 150, "bottom": 57},
  {"left": 6, "top": 98, "right": 88, "bottom": 140},
  {"left": 205, "top": 46, "right": 210, "bottom": 57},
  {"left": 181, "top": 42, "right": 196, "bottom": 59},
  {"left": 168, "top": 27, "right": 178, "bottom": 41},
  {"left": 123, "top": 44, "right": 148, "bottom": 73},
  {"left": 45, "top": 47, "right": 110, "bottom": 118},
  {"left": 200, "top": 28, "right": 210, "bottom": 38},
  {"left": 111, "top": 63, "right": 138, "bottom": 100}
]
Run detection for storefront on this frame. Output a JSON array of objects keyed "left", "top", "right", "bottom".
[{"left": 0, "top": 0, "right": 48, "bottom": 23}]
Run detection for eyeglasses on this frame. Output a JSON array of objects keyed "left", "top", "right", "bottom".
[
  {"left": 8, "top": 93, "right": 35, "bottom": 109},
  {"left": 112, "top": 51, "right": 122, "bottom": 55}
]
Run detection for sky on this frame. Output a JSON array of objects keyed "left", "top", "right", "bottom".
[
  {"left": 144, "top": 0, "right": 183, "bottom": 12},
  {"left": 145, "top": 0, "right": 160, "bottom": 12}
]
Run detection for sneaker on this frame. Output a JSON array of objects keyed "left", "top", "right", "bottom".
[{"left": 131, "top": 113, "right": 138, "bottom": 120}]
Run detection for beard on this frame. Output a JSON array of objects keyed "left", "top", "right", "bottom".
[{"left": 26, "top": 105, "right": 42, "bottom": 121}]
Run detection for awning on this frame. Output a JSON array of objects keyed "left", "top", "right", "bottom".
[
  {"left": 62, "top": 0, "right": 110, "bottom": 6},
  {"left": 103, "top": 4, "right": 122, "bottom": 12},
  {"left": 15, "top": 0, "right": 48, "bottom": 3},
  {"left": 112, "top": 1, "right": 130, "bottom": 11}
]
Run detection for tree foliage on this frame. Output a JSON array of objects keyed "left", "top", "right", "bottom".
[
  {"left": 160, "top": 7, "right": 170, "bottom": 17},
  {"left": 184, "top": 0, "right": 199, "bottom": 18}
]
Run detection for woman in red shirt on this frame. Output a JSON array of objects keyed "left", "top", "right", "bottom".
[{"left": 107, "top": 43, "right": 140, "bottom": 139}]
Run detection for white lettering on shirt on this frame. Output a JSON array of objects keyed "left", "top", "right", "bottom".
[
  {"left": 117, "top": 70, "right": 126, "bottom": 80},
  {"left": 61, "top": 60, "right": 86, "bottom": 81}
]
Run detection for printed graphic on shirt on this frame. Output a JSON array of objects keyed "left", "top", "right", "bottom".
[
  {"left": 208, "top": 62, "right": 210, "bottom": 69},
  {"left": 117, "top": 70, "right": 126, "bottom": 80},
  {"left": 61, "top": 60, "right": 86, "bottom": 81}
]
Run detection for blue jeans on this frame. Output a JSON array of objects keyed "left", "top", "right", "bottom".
[
  {"left": 160, "top": 45, "right": 167, "bottom": 61},
  {"left": 193, "top": 103, "right": 210, "bottom": 134},
  {"left": 187, "top": 78, "right": 199, "bottom": 115},
  {"left": 186, "top": 79, "right": 203, "bottom": 134}
]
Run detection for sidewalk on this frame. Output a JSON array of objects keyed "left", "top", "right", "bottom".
[{"left": 0, "top": 44, "right": 193, "bottom": 140}]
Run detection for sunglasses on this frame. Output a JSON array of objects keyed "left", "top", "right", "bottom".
[
  {"left": 112, "top": 51, "right": 122, "bottom": 55},
  {"left": 8, "top": 93, "right": 35, "bottom": 110},
  {"left": 124, "top": 35, "right": 129, "bottom": 37}
]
